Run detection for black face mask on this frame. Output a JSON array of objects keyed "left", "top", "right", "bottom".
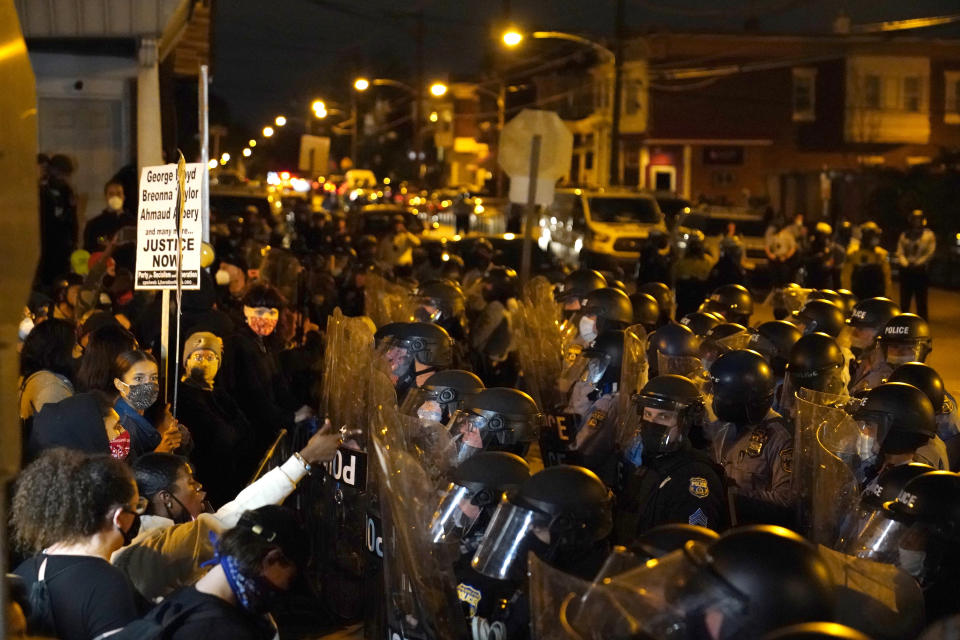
[{"left": 118, "top": 513, "right": 141, "bottom": 546}]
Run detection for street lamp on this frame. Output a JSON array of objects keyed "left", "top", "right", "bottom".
[
  {"left": 220, "top": 152, "right": 230, "bottom": 163},
  {"left": 242, "top": 148, "right": 252, "bottom": 157},
  {"left": 275, "top": 115, "right": 287, "bottom": 127},
  {"left": 207, "top": 159, "right": 218, "bottom": 170},
  {"left": 501, "top": 29, "right": 620, "bottom": 186},
  {"left": 429, "top": 82, "right": 448, "bottom": 97},
  {"left": 354, "top": 77, "right": 370, "bottom": 92},
  {"left": 248, "top": 139, "right": 257, "bottom": 147},
  {"left": 262, "top": 126, "right": 274, "bottom": 137}
]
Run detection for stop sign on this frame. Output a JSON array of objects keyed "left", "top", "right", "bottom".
[{"left": 498, "top": 109, "right": 573, "bottom": 206}]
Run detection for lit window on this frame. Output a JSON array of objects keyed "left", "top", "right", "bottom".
[
  {"left": 864, "top": 75, "right": 882, "bottom": 109},
  {"left": 792, "top": 68, "right": 817, "bottom": 122},
  {"left": 944, "top": 71, "right": 960, "bottom": 123},
  {"left": 903, "top": 76, "right": 922, "bottom": 112}
]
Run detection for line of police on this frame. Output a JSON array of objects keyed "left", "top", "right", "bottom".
[{"left": 302, "top": 255, "right": 960, "bottom": 640}]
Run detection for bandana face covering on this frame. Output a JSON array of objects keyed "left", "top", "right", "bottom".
[
  {"left": 247, "top": 315, "right": 278, "bottom": 337},
  {"left": 109, "top": 429, "right": 131, "bottom": 460},
  {"left": 221, "top": 554, "right": 278, "bottom": 614}
]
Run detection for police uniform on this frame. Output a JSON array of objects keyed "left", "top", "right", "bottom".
[
  {"left": 716, "top": 409, "right": 794, "bottom": 525},
  {"left": 570, "top": 392, "right": 620, "bottom": 485},
  {"left": 938, "top": 391, "right": 960, "bottom": 470},
  {"left": 842, "top": 246, "right": 892, "bottom": 300},
  {"left": 849, "top": 357, "right": 892, "bottom": 396},
  {"left": 614, "top": 441, "right": 728, "bottom": 544}
]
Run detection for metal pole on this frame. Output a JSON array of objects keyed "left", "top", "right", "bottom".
[
  {"left": 198, "top": 65, "right": 210, "bottom": 242},
  {"left": 161, "top": 288, "right": 170, "bottom": 404},
  {"left": 351, "top": 93, "right": 359, "bottom": 166},
  {"left": 609, "top": 0, "right": 625, "bottom": 186},
  {"left": 414, "top": 10, "right": 424, "bottom": 179},
  {"left": 520, "top": 135, "right": 541, "bottom": 284},
  {"left": 496, "top": 81, "right": 506, "bottom": 198},
  {"left": 172, "top": 153, "right": 187, "bottom": 417}
]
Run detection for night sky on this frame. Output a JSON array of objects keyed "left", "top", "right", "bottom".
[{"left": 211, "top": 0, "right": 960, "bottom": 132}]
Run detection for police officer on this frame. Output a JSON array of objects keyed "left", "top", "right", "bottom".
[
  {"left": 698, "top": 322, "right": 749, "bottom": 376},
  {"left": 375, "top": 321, "right": 453, "bottom": 400},
  {"left": 896, "top": 209, "right": 936, "bottom": 319},
  {"left": 461, "top": 465, "right": 612, "bottom": 637},
  {"left": 843, "top": 221, "right": 892, "bottom": 300},
  {"left": 628, "top": 291, "right": 660, "bottom": 333},
  {"left": 430, "top": 451, "right": 530, "bottom": 559},
  {"left": 702, "top": 283, "right": 754, "bottom": 326},
  {"left": 680, "top": 310, "right": 724, "bottom": 337},
  {"left": 646, "top": 321, "right": 701, "bottom": 379},
  {"left": 615, "top": 374, "right": 728, "bottom": 543},
  {"left": 846, "top": 297, "right": 900, "bottom": 369},
  {"left": 635, "top": 281, "right": 674, "bottom": 327},
  {"left": 710, "top": 349, "right": 794, "bottom": 525},
  {"left": 778, "top": 332, "right": 846, "bottom": 419},
  {"left": 749, "top": 320, "right": 803, "bottom": 391},
  {"left": 851, "top": 313, "right": 931, "bottom": 394},
  {"left": 401, "top": 368, "right": 485, "bottom": 424},
  {"left": 412, "top": 279, "right": 468, "bottom": 343},
  {"left": 471, "top": 266, "right": 520, "bottom": 386},
  {"left": 575, "top": 287, "right": 633, "bottom": 346},
  {"left": 850, "top": 382, "right": 937, "bottom": 486},
  {"left": 888, "top": 362, "right": 956, "bottom": 470},
  {"left": 555, "top": 268, "right": 607, "bottom": 321},
  {"left": 448, "top": 387, "right": 540, "bottom": 464},
  {"left": 793, "top": 298, "right": 846, "bottom": 338}
]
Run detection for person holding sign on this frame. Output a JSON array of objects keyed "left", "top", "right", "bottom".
[{"left": 112, "top": 349, "right": 188, "bottom": 459}]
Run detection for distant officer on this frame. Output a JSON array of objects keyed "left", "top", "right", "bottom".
[
  {"left": 614, "top": 374, "right": 728, "bottom": 543},
  {"left": 709, "top": 350, "right": 794, "bottom": 525},
  {"left": 846, "top": 297, "right": 900, "bottom": 371},
  {"left": 843, "top": 221, "right": 892, "bottom": 300},
  {"left": 850, "top": 313, "right": 931, "bottom": 395},
  {"left": 896, "top": 209, "right": 936, "bottom": 319}
]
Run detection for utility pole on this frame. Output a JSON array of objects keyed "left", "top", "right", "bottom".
[
  {"left": 609, "top": 0, "right": 625, "bottom": 186},
  {"left": 414, "top": 10, "right": 425, "bottom": 180}
]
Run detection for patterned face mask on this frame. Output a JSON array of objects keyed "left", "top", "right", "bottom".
[
  {"left": 121, "top": 382, "right": 159, "bottom": 411},
  {"left": 247, "top": 315, "right": 278, "bottom": 337}
]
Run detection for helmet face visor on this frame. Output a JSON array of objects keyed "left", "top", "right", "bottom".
[
  {"left": 429, "top": 482, "right": 482, "bottom": 544},
  {"left": 843, "top": 509, "right": 913, "bottom": 565},
  {"left": 377, "top": 340, "right": 415, "bottom": 383},
  {"left": 470, "top": 500, "right": 543, "bottom": 581},
  {"left": 658, "top": 352, "right": 703, "bottom": 379},
  {"left": 448, "top": 410, "right": 488, "bottom": 463}
]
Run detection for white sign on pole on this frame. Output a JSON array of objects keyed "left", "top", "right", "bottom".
[
  {"left": 299, "top": 134, "right": 331, "bottom": 175},
  {"left": 498, "top": 109, "right": 574, "bottom": 206},
  {"left": 135, "top": 163, "right": 204, "bottom": 290}
]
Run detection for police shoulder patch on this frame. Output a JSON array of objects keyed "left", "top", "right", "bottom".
[
  {"left": 457, "top": 583, "right": 482, "bottom": 618},
  {"left": 689, "top": 476, "right": 709, "bottom": 498},
  {"left": 780, "top": 447, "right": 793, "bottom": 473}
]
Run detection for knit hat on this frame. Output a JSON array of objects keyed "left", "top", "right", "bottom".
[{"left": 183, "top": 331, "right": 222, "bottom": 361}]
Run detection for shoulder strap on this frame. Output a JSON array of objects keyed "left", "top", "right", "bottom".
[{"left": 93, "top": 598, "right": 225, "bottom": 640}]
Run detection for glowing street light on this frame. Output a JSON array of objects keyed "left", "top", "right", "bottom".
[
  {"left": 275, "top": 115, "right": 287, "bottom": 126},
  {"left": 429, "top": 111, "right": 439, "bottom": 123},
  {"left": 311, "top": 99, "right": 326, "bottom": 112},
  {"left": 248, "top": 139, "right": 257, "bottom": 147},
  {"left": 242, "top": 148, "right": 252, "bottom": 157},
  {"left": 429, "top": 82, "right": 448, "bottom": 97},
  {"left": 262, "top": 126, "right": 274, "bottom": 137},
  {"left": 207, "top": 159, "right": 218, "bottom": 170},
  {"left": 220, "top": 152, "right": 231, "bottom": 163},
  {"left": 502, "top": 30, "right": 523, "bottom": 47},
  {"left": 354, "top": 77, "right": 370, "bottom": 92}
]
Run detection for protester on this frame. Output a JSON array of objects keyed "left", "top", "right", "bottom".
[
  {"left": 11, "top": 449, "right": 145, "bottom": 639},
  {"left": 35, "top": 153, "right": 78, "bottom": 288},
  {"left": 18, "top": 317, "right": 76, "bottom": 422},
  {"left": 83, "top": 177, "right": 135, "bottom": 252},
  {"left": 75, "top": 322, "right": 138, "bottom": 392},
  {"left": 112, "top": 349, "right": 185, "bottom": 457}
]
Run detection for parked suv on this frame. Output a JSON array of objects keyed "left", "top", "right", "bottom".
[{"left": 541, "top": 188, "right": 666, "bottom": 266}]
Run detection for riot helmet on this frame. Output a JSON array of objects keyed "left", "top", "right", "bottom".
[
  {"left": 887, "top": 362, "right": 946, "bottom": 415},
  {"left": 762, "top": 623, "right": 873, "bottom": 640},
  {"left": 646, "top": 322, "right": 700, "bottom": 378},
  {"left": 636, "top": 281, "right": 674, "bottom": 326},
  {"left": 412, "top": 279, "right": 465, "bottom": 324},
  {"left": 557, "top": 269, "right": 607, "bottom": 310},
  {"left": 749, "top": 320, "right": 803, "bottom": 377},
  {"left": 629, "top": 292, "right": 661, "bottom": 332},
  {"left": 448, "top": 387, "right": 540, "bottom": 463},
  {"left": 847, "top": 298, "right": 900, "bottom": 356},
  {"left": 375, "top": 321, "right": 453, "bottom": 395},
  {"left": 710, "top": 350, "right": 776, "bottom": 425},
  {"left": 401, "top": 369, "right": 484, "bottom": 424},
  {"left": 782, "top": 333, "right": 846, "bottom": 411},
  {"left": 807, "top": 289, "right": 843, "bottom": 307},
  {"left": 888, "top": 471, "right": 960, "bottom": 544},
  {"left": 581, "top": 287, "right": 634, "bottom": 331},
  {"left": 680, "top": 311, "right": 723, "bottom": 337},
  {"left": 705, "top": 283, "right": 754, "bottom": 325},
  {"left": 793, "top": 299, "right": 845, "bottom": 338},
  {"left": 471, "top": 465, "right": 613, "bottom": 580},
  {"left": 577, "top": 330, "right": 625, "bottom": 391},
  {"left": 836, "top": 289, "right": 858, "bottom": 316},
  {"left": 633, "top": 523, "right": 718, "bottom": 560},
  {"left": 629, "top": 374, "right": 704, "bottom": 456},
  {"left": 860, "top": 222, "right": 882, "bottom": 248},
  {"left": 698, "top": 322, "right": 751, "bottom": 374},
  {"left": 430, "top": 451, "right": 530, "bottom": 545},
  {"left": 878, "top": 314, "right": 932, "bottom": 365},
  {"left": 853, "top": 382, "right": 936, "bottom": 458},
  {"left": 481, "top": 266, "right": 519, "bottom": 303}
]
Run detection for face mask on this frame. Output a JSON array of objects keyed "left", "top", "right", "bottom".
[
  {"left": 108, "top": 429, "right": 131, "bottom": 460},
  {"left": 121, "top": 381, "right": 160, "bottom": 411},
  {"left": 624, "top": 432, "right": 644, "bottom": 467},
  {"left": 417, "top": 400, "right": 444, "bottom": 424},
  {"left": 215, "top": 268, "right": 231, "bottom": 286},
  {"left": 221, "top": 554, "right": 280, "bottom": 614},
  {"left": 247, "top": 315, "right": 278, "bottom": 336},
  {"left": 117, "top": 512, "right": 141, "bottom": 546},
  {"left": 857, "top": 432, "right": 879, "bottom": 461},
  {"left": 18, "top": 316, "right": 34, "bottom": 341},
  {"left": 579, "top": 316, "right": 598, "bottom": 344},
  {"left": 187, "top": 366, "right": 213, "bottom": 389},
  {"left": 897, "top": 547, "right": 926, "bottom": 577},
  {"left": 107, "top": 196, "right": 124, "bottom": 212}
]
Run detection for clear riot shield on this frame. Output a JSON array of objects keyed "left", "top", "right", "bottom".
[
  {"left": 364, "top": 272, "right": 416, "bottom": 328},
  {"left": 617, "top": 325, "right": 649, "bottom": 448},
  {"left": 372, "top": 427, "right": 470, "bottom": 640},
  {"left": 514, "top": 276, "right": 566, "bottom": 412},
  {"left": 818, "top": 545, "right": 927, "bottom": 640},
  {"left": 794, "top": 392, "right": 861, "bottom": 545},
  {"left": 765, "top": 285, "right": 812, "bottom": 318}
]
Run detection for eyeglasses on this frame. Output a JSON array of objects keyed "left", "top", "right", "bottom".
[
  {"left": 189, "top": 352, "right": 219, "bottom": 363},
  {"left": 124, "top": 496, "right": 149, "bottom": 515}
]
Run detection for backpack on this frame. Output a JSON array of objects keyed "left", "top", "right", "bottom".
[{"left": 93, "top": 598, "right": 223, "bottom": 640}]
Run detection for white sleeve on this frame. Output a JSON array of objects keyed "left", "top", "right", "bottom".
[{"left": 211, "top": 456, "right": 308, "bottom": 529}]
